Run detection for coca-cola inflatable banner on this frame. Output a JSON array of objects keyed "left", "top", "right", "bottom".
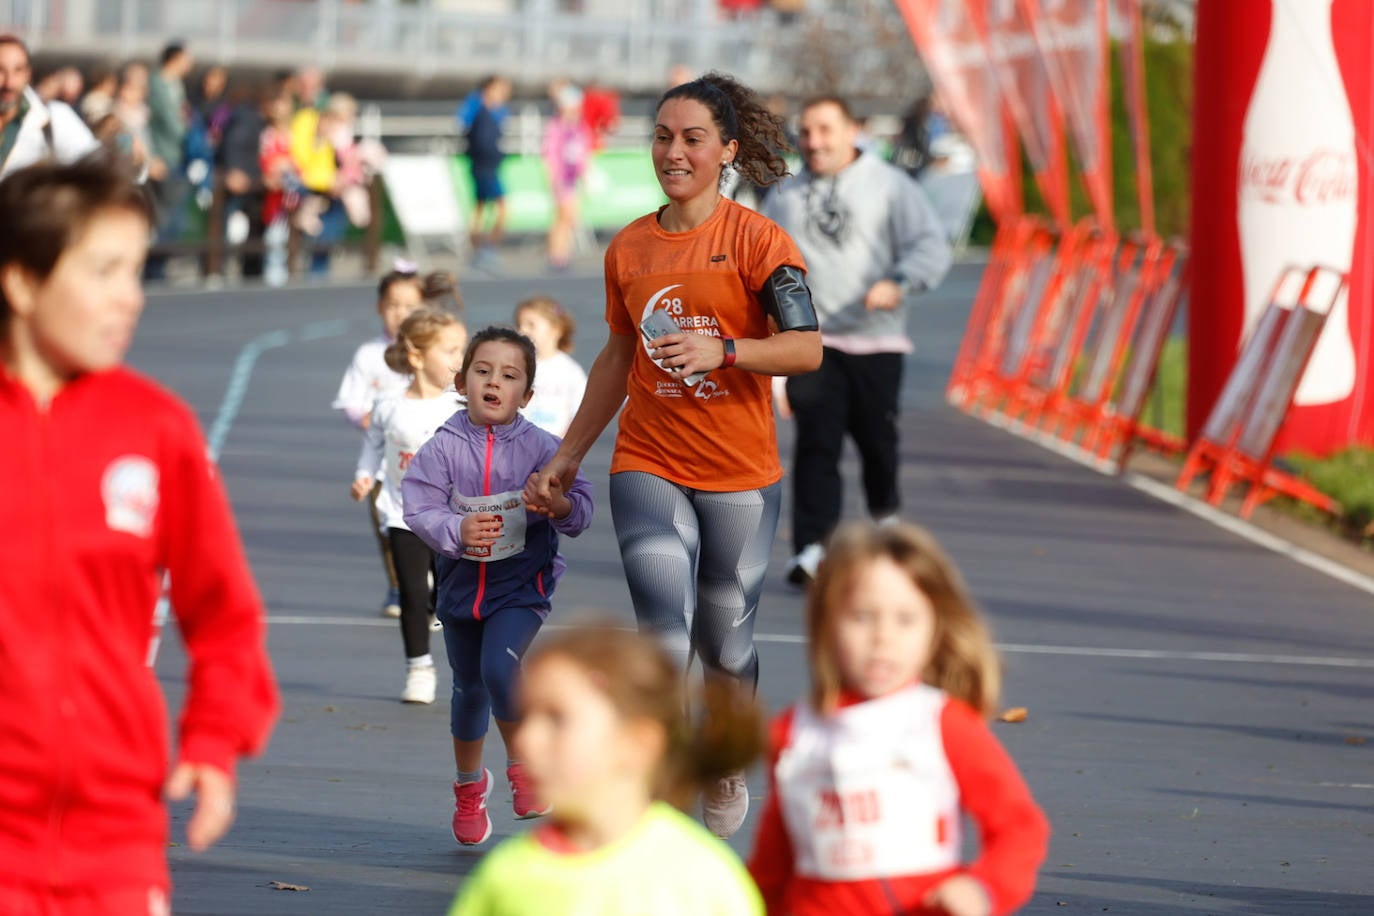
[{"left": 1190, "top": 0, "right": 1374, "bottom": 455}]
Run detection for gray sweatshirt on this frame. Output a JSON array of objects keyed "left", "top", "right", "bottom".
[{"left": 763, "top": 150, "right": 952, "bottom": 340}]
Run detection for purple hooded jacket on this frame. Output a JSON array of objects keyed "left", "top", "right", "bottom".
[{"left": 402, "top": 409, "right": 592, "bottom": 621}]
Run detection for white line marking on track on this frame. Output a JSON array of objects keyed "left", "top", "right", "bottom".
[
  {"left": 987, "top": 415, "right": 1374, "bottom": 600},
  {"left": 205, "top": 329, "right": 291, "bottom": 458},
  {"left": 992, "top": 642, "right": 1374, "bottom": 668},
  {"left": 264, "top": 617, "right": 1374, "bottom": 668}
]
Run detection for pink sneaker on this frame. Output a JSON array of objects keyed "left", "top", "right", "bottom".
[
  {"left": 452, "top": 769, "right": 493, "bottom": 845},
  {"left": 507, "top": 762, "right": 551, "bottom": 819}
]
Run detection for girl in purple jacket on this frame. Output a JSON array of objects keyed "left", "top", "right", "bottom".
[{"left": 402, "top": 327, "right": 593, "bottom": 847}]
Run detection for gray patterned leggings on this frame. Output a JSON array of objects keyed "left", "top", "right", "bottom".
[{"left": 609, "top": 471, "right": 782, "bottom": 689}]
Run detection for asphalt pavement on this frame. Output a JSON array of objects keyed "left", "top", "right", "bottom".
[{"left": 128, "top": 256, "right": 1374, "bottom": 915}]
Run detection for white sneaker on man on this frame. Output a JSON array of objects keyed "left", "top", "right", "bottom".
[
  {"left": 401, "top": 664, "right": 437, "bottom": 704},
  {"left": 785, "top": 543, "right": 825, "bottom": 587},
  {"left": 702, "top": 772, "right": 750, "bottom": 838}
]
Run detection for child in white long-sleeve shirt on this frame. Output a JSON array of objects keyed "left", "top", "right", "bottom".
[
  {"left": 335, "top": 268, "right": 426, "bottom": 618},
  {"left": 352, "top": 308, "right": 467, "bottom": 703},
  {"left": 514, "top": 296, "right": 586, "bottom": 438}
]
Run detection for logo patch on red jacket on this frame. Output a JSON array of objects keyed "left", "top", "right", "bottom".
[{"left": 102, "top": 455, "right": 159, "bottom": 538}]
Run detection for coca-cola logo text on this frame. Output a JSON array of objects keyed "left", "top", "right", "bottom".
[{"left": 1240, "top": 149, "right": 1357, "bottom": 206}]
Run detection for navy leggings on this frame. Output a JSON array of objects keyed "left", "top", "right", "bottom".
[{"left": 441, "top": 607, "right": 543, "bottom": 741}]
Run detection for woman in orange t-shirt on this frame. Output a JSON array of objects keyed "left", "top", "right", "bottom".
[{"left": 526, "top": 72, "right": 821, "bottom": 840}]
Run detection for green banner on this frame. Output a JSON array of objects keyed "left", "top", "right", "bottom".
[{"left": 448, "top": 149, "right": 667, "bottom": 233}]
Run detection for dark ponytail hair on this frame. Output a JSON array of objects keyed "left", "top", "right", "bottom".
[
  {"left": 422, "top": 268, "right": 464, "bottom": 317},
  {"left": 658, "top": 71, "right": 791, "bottom": 187},
  {"left": 524, "top": 623, "right": 764, "bottom": 811}
]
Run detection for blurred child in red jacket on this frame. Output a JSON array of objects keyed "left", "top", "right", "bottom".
[{"left": 0, "top": 156, "right": 279, "bottom": 914}]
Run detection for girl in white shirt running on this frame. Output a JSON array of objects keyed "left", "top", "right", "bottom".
[
  {"left": 515, "top": 296, "right": 587, "bottom": 438},
  {"left": 335, "top": 268, "right": 426, "bottom": 619},
  {"left": 352, "top": 308, "right": 468, "bottom": 704}
]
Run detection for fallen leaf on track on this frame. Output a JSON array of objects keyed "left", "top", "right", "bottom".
[
  {"left": 998, "top": 707, "right": 1029, "bottom": 723},
  {"left": 266, "top": 881, "right": 310, "bottom": 892}
]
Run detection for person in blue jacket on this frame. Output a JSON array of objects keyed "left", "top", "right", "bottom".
[
  {"left": 402, "top": 326, "right": 593, "bottom": 847},
  {"left": 459, "top": 76, "right": 512, "bottom": 269}
]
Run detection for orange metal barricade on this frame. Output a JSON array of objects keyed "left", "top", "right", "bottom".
[
  {"left": 1082, "top": 243, "right": 1189, "bottom": 467},
  {"left": 971, "top": 221, "right": 1094, "bottom": 416},
  {"left": 1048, "top": 237, "right": 1171, "bottom": 445},
  {"left": 947, "top": 216, "right": 1046, "bottom": 408},
  {"left": 950, "top": 217, "right": 1058, "bottom": 412},
  {"left": 1011, "top": 227, "right": 1120, "bottom": 427},
  {"left": 1176, "top": 265, "right": 1344, "bottom": 518}
]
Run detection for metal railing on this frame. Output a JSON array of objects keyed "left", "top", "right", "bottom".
[{"left": 6, "top": 0, "right": 813, "bottom": 94}]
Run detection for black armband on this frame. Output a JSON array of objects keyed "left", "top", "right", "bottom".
[{"left": 760, "top": 265, "right": 819, "bottom": 332}]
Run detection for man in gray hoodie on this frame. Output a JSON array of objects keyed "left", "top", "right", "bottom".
[{"left": 763, "top": 96, "right": 951, "bottom": 584}]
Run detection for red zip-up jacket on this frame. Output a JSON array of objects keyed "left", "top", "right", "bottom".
[{"left": 0, "top": 367, "right": 279, "bottom": 893}]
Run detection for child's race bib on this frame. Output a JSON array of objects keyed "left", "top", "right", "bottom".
[{"left": 450, "top": 488, "right": 528, "bottom": 563}]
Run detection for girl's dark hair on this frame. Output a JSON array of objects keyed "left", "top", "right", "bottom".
[
  {"left": 514, "top": 295, "right": 575, "bottom": 353},
  {"left": 458, "top": 325, "right": 537, "bottom": 393},
  {"left": 525, "top": 623, "right": 764, "bottom": 811},
  {"left": 422, "top": 269, "right": 464, "bottom": 317},
  {"left": 0, "top": 155, "right": 151, "bottom": 321},
  {"left": 377, "top": 265, "right": 421, "bottom": 303},
  {"left": 383, "top": 308, "right": 462, "bottom": 375},
  {"left": 658, "top": 71, "right": 791, "bottom": 187},
  {"left": 807, "top": 521, "right": 1001, "bottom": 717}
]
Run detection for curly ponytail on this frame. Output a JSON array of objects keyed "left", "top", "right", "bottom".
[{"left": 659, "top": 71, "right": 791, "bottom": 187}]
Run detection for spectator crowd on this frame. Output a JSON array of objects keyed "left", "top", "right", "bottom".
[{"left": 6, "top": 37, "right": 383, "bottom": 284}]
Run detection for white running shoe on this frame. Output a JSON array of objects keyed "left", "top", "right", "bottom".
[
  {"left": 785, "top": 543, "right": 825, "bottom": 587},
  {"left": 401, "top": 664, "right": 437, "bottom": 704},
  {"left": 429, "top": 614, "right": 443, "bottom": 632},
  {"left": 702, "top": 772, "right": 750, "bottom": 838}
]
